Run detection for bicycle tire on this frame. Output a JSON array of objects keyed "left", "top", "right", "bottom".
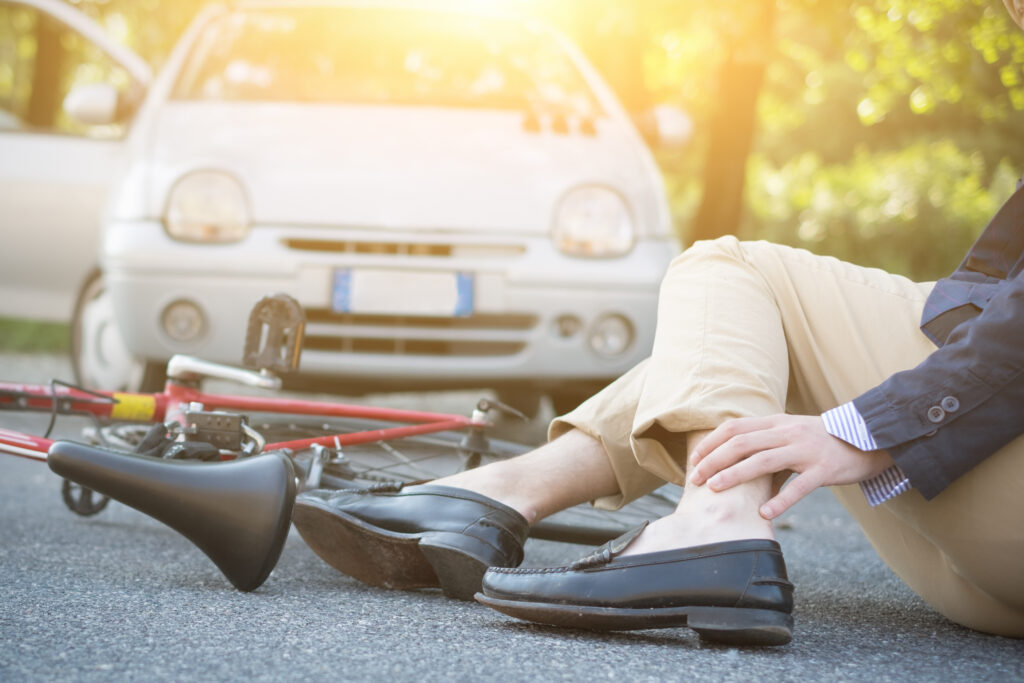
[{"left": 248, "top": 413, "right": 678, "bottom": 545}]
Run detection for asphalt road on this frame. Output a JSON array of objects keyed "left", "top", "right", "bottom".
[{"left": 0, "top": 353, "right": 1021, "bottom": 681}]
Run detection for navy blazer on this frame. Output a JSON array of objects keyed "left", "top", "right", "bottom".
[{"left": 853, "top": 185, "right": 1024, "bottom": 499}]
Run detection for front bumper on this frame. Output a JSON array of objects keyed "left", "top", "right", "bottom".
[{"left": 102, "top": 221, "right": 677, "bottom": 391}]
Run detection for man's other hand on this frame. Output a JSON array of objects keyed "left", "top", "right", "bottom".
[{"left": 688, "top": 414, "right": 894, "bottom": 519}]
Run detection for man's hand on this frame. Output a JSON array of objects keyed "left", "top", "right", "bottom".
[{"left": 688, "top": 414, "right": 893, "bottom": 519}]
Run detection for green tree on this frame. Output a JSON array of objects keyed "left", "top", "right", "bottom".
[{"left": 615, "top": 0, "right": 1023, "bottom": 278}]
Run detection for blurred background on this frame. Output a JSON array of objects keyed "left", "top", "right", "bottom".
[
  {"left": 6, "top": 0, "right": 1022, "bottom": 276},
  {"left": 1, "top": 0, "right": 1022, "bottom": 406}
]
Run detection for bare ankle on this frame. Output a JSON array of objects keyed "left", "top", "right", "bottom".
[
  {"left": 431, "top": 465, "right": 540, "bottom": 523},
  {"left": 618, "top": 505, "right": 773, "bottom": 557},
  {"left": 617, "top": 477, "right": 773, "bottom": 557},
  {"left": 431, "top": 430, "right": 621, "bottom": 526}
]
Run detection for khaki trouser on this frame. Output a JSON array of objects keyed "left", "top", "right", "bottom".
[{"left": 552, "top": 236, "right": 1024, "bottom": 637}]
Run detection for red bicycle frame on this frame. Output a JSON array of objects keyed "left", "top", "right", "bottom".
[{"left": 0, "top": 379, "right": 485, "bottom": 463}]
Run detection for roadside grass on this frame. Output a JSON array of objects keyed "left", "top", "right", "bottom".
[{"left": 0, "top": 318, "right": 70, "bottom": 353}]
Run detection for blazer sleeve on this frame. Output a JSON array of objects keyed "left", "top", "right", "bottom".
[{"left": 852, "top": 271, "right": 1024, "bottom": 499}]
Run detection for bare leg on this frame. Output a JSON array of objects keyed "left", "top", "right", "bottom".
[
  {"left": 618, "top": 429, "right": 773, "bottom": 556},
  {"left": 432, "top": 429, "right": 619, "bottom": 525},
  {"left": 434, "top": 428, "right": 774, "bottom": 554}
]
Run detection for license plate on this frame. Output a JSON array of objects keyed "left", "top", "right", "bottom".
[{"left": 331, "top": 269, "right": 473, "bottom": 317}]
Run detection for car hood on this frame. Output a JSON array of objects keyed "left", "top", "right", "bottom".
[{"left": 143, "top": 103, "right": 656, "bottom": 235}]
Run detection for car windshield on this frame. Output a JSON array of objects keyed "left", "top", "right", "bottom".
[{"left": 171, "top": 7, "right": 602, "bottom": 117}]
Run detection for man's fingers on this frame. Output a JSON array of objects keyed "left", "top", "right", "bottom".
[
  {"left": 759, "top": 472, "right": 819, "bottom": 519},
  {"left": 704, "top": 446, "right": 792, "bottom": 491},
  {"left": 686, "top": 415, "right": 846, "bottom": 519},
  {"left": 690, "top": 423, "right": 788, "bottom": 485},
  {"left": 690, "top": 416, "right": 779, "bottom": 467}
]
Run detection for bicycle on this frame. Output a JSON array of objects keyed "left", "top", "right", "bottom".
[{"left": 0, "top": 295, "right": 677, "bottom": 591}]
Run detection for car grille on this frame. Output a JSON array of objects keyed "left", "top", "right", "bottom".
[
  {"left": 283, "top": 238, "right": 525, "bottom": 259},
  {"left": 303, "top": 309, "right": 537, "bottom": 357}
]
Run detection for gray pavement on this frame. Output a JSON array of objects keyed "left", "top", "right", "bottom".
[{"left": 0, "top": 353, "right": 1021, "bottom": 681}]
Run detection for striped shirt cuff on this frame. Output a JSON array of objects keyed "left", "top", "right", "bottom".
[
  {"left": 821, "top": 402, "right": 878, "bottom": 451},
  {"left": 859, "top": 465, "right": 912, "bottom": 506},
  {"left": 821, "top": 402, "right": 912, "bottom": 506}
]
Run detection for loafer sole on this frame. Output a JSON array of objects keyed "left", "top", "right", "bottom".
[
  {"left": 474, "top": 594, "right": 793, "bottom": 646},
  {"left": 293, "top": 499, "right": 490, "bottom": 600}
]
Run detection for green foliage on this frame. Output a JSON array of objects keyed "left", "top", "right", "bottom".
[
  {"left": 746, "top": 140, "right": 1019, "bottom": 279},
  {"left": 0, "top": 319, "right": 69, "bottom": 353},
  {"left": 635, "top": 0, "right": 1024, "bottom": 278},
  {"left": 64, "top": 0, "right": 206, "bottom": 67},
  {"left": 847, "top": 0, "right": 1023, "bottom": 126}
]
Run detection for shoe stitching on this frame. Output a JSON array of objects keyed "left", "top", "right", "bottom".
[
  {"left": 587, "top": 544, "right": 783, "bottom": 571},
  {"left": 454, "top": 531, "right": 517, "bottom": 565},
  {"left": 454, "top": 511, "right": 528, "bottom": 537},
  {"left": 568, "top": 546, "right": 614, "bottom": 570},
  {"left": 403, "top": 487, "right": 529, "bottom": 526},
  {"left": 320, "top": 487, "right": 528, "bottom": 536},
  {"left": 490, "top": 545, "right": 785, "bottom": 576},
  {"left": 324, "top": 481, "right": 403, "bottom": 497},
  {"left": 752, "top": 577, "right": 794, "bottom": 589},
  {"left": 456, "top": 516, "right": 527, "bottom": 565},
  {"left": 488, "top": 566, "right": 569, "bottom": 576},
  {"left": 483, "top": 511, "right": 530, "bottom": 543},
  {"left": 734, "top": 553, "right": 758, "bottom": 608},
  {"left": 308, "top": 486, "right": 530, "bottom": 568},
  {"left": 568, "top": 523, "right": 648, "bottom": 570}
]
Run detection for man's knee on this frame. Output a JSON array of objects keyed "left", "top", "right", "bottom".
[
  {"left": 661, "top": 236, "right": 749, "bottom": 294},
  {"left": 667, "top": 236, "right": 797, "bottom": 278},
  {"left": 671, "top": 235, "right": 745, "bottom": 267}
]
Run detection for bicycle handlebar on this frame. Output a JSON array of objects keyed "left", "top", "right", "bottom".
[{"left": 166, "top": 355, "right": 282, "bottom": 391}]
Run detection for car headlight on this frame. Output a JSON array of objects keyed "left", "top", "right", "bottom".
[
  {"left": 588, "top": 314, "right": 634, "bottom": 357},
  {"left": 164, "top": 170, "right": 250, "bottom": 243},
  {"left": 552, "top": 186, "right": 635, "bottom": 257}
]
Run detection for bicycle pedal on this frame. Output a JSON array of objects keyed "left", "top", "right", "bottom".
[{"left": 243, "top": 293, "right": 305, "bottom": 374}]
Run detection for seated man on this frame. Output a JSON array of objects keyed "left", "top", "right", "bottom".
[{"left": 292, "top": 3, "right": 1024, "bottom": 647}]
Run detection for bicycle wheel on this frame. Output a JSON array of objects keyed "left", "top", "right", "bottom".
[{"left": 248, "top": 413, "right": 678, "bottom": 545}]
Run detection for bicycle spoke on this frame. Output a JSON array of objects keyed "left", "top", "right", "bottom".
[{"left": 341, "top": 441, "right": 495, "bottom": 480}]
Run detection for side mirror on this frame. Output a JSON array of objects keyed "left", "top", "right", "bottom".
[
  {"left": 634, "top": 104, "right": 694, "bottom": 150},
  {"left": 63, "top": 82, "right": 120, "bottom": 126},
  {"left": 0, "top": 107, "right": 21, "bottom": 131}
]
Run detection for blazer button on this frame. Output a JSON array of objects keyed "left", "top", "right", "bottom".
[
  {"left": 927, "top": 406, "right": 945, "bottom": 423},
  {"left": 941, "top": 396, "right": 960, "bottom": 412}
]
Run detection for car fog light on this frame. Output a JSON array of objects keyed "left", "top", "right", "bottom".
[
  {"left": 161, "top": 300, "right": 206, "bottom": 343},
  {"left": 553, "top": 315, "right": 582, "bottom": 339},
  {"left": 588, "top": 314, "right": 633, "bottom": 357}
]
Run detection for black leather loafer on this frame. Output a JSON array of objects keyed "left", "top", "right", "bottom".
[
  {"left": 476, "top": 526, "right": 794, "bottom": 645},
  {"left": 293, "top": 483, "right": 529, "bottom": 600}
]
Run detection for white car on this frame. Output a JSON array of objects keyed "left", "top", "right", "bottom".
[
  {"left": 3, "top": 0, "right": 681, "bottom": 412},
  {"left": 0, "top": 0, "right": 152, "bottom": 387}
]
